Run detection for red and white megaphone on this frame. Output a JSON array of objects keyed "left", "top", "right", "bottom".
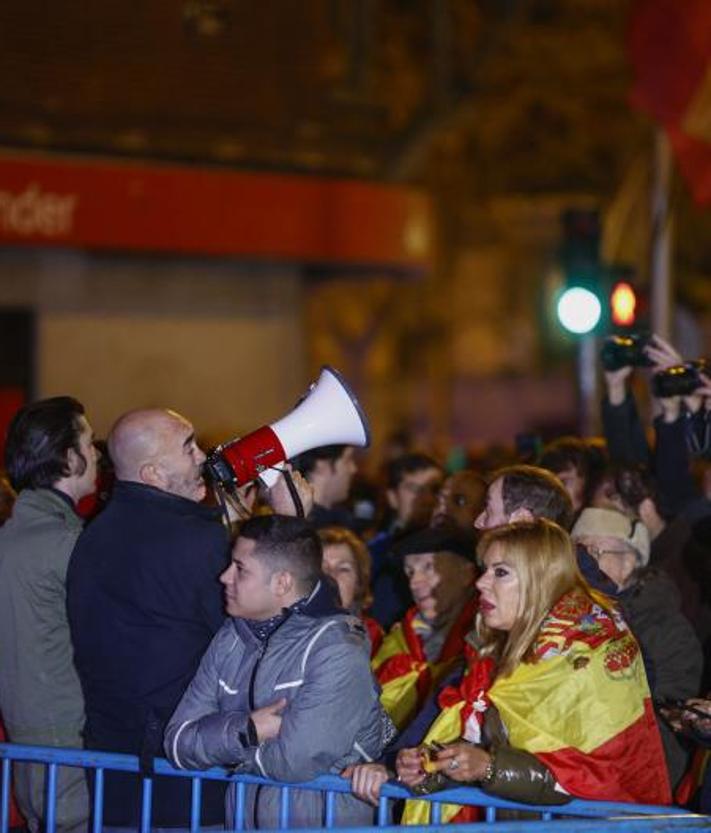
[{"left": 205, "top": 365, "right": 370, "bottom": 490}]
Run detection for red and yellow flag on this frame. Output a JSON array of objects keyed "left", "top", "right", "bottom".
[
  {"left": 402, "top": 590, "right": 671, "bottom": 824},
  {"left": 373, "top": 595, "right": 478, "bottom": 730},
  {"left": 628, "top": 0, "right": 711, "bottom": 204}
]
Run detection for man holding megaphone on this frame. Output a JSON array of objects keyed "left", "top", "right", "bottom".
[{"left": 66, "top": 407, "right": 314, "bottom": 831}]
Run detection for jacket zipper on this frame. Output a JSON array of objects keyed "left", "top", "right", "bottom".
[{"left": 247, "top": 612, "right": 293, "bottom": 828}]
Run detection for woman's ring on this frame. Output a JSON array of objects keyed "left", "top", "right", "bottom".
[{"left": 449, "top": 758, "right": 460, "bottom": 771}]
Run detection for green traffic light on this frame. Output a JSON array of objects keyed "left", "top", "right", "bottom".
[{"left": 556, "top": 286, "right": 602, "bottom": 334}]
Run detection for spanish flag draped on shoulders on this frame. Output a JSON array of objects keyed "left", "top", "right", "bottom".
[
  {"left": 403, "top": 588, "right": 670, "bottom": 824},
  {"left": 372, "top": 594, "right": 478, "bottom": 731}
]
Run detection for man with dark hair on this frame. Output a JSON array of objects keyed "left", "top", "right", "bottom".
[
  {"left": 292, "top": 443, "right": 358, "bottom": 529},
  {"left": 539, "top": 437, "right": 606, "bottom": 514},
  {"left": 475, "top": 464, "right": 573, "bottom": 532},
  {"left": 369, "top": 453, "right": 443, "bottom": 629},
  {"left": 0, "top": 396, "right": 98, "bottom": 833},
  {"left": 165, "top": 514, "right": 389, "bottom": 828},
  {"left": 384, "top": 452, "right": 443, "bottom": 533},
  {"left": 430, "top": 469, "right": 486, "bottom": 531}
]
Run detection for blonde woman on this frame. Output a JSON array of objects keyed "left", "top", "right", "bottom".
[{"left": 348, "top": 520, "right": 671, "bottom": 815}]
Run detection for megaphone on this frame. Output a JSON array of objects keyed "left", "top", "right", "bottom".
[{"left": 205, "top": 365, "right": 370, "bottom": 490}]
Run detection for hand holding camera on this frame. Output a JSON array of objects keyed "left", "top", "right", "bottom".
[{"left": 601, "top": 332, "right": 710, "bottom": 410}]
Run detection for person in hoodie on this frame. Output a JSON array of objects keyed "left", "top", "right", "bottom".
[
  {"left": 572, "top": 507, "right": 702, "bottom": 790},
  {"left": 164, "top": 514, "right": 391, "bottom": 829}
]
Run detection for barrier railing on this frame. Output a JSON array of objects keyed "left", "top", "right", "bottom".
[{"left": 1, "top": 742, "right": 710, "bottom": 833}]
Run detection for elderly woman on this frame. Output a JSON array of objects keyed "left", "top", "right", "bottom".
[
  {"left": 572, "top": 507, "right": 702, "bottom": 789},
  {"left": 318, "top": 526, "right": 384, "bottom": 656},
  {"left": 348, "top": 519, "right": 671, "bottom": 815}
]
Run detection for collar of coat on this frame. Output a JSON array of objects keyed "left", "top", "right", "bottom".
[{"left": 110, "top": 480, "right": 223, "bottom": 520}]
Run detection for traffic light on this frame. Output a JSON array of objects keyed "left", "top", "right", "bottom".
[
  {"left": 610, "top": 281, "right": 637, "bottom": 327},
  {"left": 556, "top": 208, "right": 605, "bottom": 335},
  {"left": 556, "top": 287, "right": 602, "bottom": 334},
  {"left": 606, "top": 264, "right": 646, "bottom": 331}
]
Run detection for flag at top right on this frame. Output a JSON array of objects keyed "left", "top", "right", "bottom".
[{"left": 628, "top": 0, "right": 711, "bottom": 205}]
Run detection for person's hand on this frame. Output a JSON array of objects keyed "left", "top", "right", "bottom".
[
  {"left": 645, "top": 335, "right": 685, "bottom": 419},
  {"left": 225, "top": 482, "right": 258, "bottom": 523},
  {"left": 685, "top": 371, "right": 711, "bottom": 415},
  {"left": 395, "top": 747, "right": 426, "bottom": 787},
  {"left": 658, "top": 698, "right": 711, "bottom": 735},
  {"left": 250, "top": 697, "right": 287, "bottom": 741},
  {"left": 604, "top": 366, "right": 633, "bottom": 406},
  {"left": 266, "top": 465, "right": 314, "bottom": 517},
  {"left": 680, "top": 699, "right": 711, "bottom": 734},
  {"left": 342, "top": 763, "right": 390, "bottom": 806},
  {"left": 430, "top": 741, "right": 492, "bottom": 783},
  {"left": 644, "top": 334, "right": 683, "bottom": 371}
]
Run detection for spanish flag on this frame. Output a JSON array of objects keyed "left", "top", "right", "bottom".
[
  {"left": 402, "top": 590, "right": 671, "bottom": 825},
  {"left": 372, "top": 595, "right": 478, "bottom": 730},
  {"left": 628, "top": 0, "right": 711, "bottom": 205},
  {"left": 402, "top": 647, "right": 494, "bottom": 825}
]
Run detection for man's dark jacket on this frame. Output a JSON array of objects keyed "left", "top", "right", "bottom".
[{"left": 66, "top": 481, "right": 230, "bottom": 827}]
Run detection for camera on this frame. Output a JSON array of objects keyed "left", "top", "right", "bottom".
[
  {"left": 600, "top": 334, "right": 653, "bottom": 372},
  {"left": 652, "top": 360, "right": 708, "bottom": 399}
]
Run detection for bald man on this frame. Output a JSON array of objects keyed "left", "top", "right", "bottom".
[{"left": 67, "top": 409, "right": 228, "bottom": 832}]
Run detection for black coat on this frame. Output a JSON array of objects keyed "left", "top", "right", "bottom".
[
  {"left": 67, "top": 481, "right": 230, "bottom": 827},
  {"left": 577, "top": 546, "right": 702, "bottom": 789}
]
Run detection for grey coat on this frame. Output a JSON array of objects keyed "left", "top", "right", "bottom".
[{"left": 165, "top": 583, "right": 387, "bottom": 829}]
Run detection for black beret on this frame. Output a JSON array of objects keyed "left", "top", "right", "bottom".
[{"left": 391, "top": 526, "right": 477, "bottom": 563}]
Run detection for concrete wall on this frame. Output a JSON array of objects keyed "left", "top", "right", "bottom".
[{"left": 0, "top": 248, "right": 306, "bottom": 442}]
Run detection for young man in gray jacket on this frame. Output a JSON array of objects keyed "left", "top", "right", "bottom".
[
  {"left": 0, "top": 396, "right": 99, "bottom": 833},
  {"left": 165, "top": 514, "right": 390, "bottom": 828}
]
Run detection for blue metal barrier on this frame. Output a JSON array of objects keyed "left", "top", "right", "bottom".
[{"left": 1, "top": 742, "right": 709, "bottom": 833}]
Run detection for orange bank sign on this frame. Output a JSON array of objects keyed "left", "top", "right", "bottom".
[{"left": 0, "top": 153, "right": 430, "bottom": 269}]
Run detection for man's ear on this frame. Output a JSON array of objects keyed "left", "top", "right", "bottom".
[
  {"left": 65, "top": 447, "right": 81, "bottom": 476},
  {"left": 386, "top": 488, "right": 398, "bottom": 511},
  {"left": 272, "top": 570, "right": 295, "bottom": 599},
  {"left": 139, "top": 462, "right": 162, "bottom": 489},
  {"left": 509, "top": 506, "right": 534, "bottom": 523},
  {"left": 312, "top": 459, "right": 329, "bottom": 481}
]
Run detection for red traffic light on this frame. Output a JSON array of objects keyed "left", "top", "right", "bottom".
[{"left": 610, "top": 281, "right": 637, "bottom": 327}]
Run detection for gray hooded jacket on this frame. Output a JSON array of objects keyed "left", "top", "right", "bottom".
[{"left": 164, "top": 580, "right": 388, "bottom": 828}]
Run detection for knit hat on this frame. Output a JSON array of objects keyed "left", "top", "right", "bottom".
[
  {"left": 391, "top": 526, "right": 477, "bottom": 563},
  {"left": 571, "top": 508, "right": 650, "bottom": 567}
]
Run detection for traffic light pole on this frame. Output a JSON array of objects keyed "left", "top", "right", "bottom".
[
  {"left": 578, "top": 334, "right": 599, "bottom": 437},
  {"left": 650, "top": 129, "right": 673, "bottom": 339}
]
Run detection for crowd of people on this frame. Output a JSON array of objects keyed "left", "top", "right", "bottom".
[{"left": 2, "top": 332, "right": 711, "bottom": 831}]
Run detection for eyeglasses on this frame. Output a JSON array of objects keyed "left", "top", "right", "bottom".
[{"left": 586, "top": 545, "right": 634, "bottom": 560}]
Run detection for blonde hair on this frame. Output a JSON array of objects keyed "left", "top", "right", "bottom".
[
  {"left": 476, "top": 519, "right": 591, "bottom": 678},
  {"left": 317, "top": 526, "right": 373, "bottom": 611}
]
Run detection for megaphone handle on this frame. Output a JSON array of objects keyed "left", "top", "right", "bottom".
[
  {"left": 281, "top": 467, "right": 305, "bottom": 519},
  {"left": 258, "top": 462, "right": 284, "bottom": 489},
  {"left": 259, "top": 463, "right": 306, "bottom": 519}
]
